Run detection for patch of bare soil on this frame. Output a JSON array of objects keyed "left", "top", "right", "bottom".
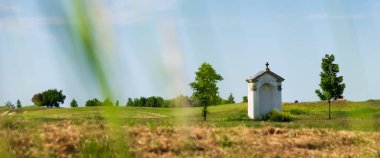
[{"left": 126, "top": 126, "right": 380, "bottom": 158}]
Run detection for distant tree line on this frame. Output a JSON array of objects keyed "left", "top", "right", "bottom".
[
  {"left": 85, "top": 98, "right": 113, "bottom": 107},
  {"left": 125, "top": 94, "right": 235, "bottom": 108},
  {"left": 3, "top": 63, "right": 237, "bottom": 111},
  {"left": 2, "top": 91, "right": 235, "bottom": 109},
  {"left": 19, "top": 88, "right": 236, "bottom": 108},
  {"left": 126, "top": 95, "right": 191, "bottom": 108},
  {"left": 3, "top": 100, "right": 22, "bottom": 109}
]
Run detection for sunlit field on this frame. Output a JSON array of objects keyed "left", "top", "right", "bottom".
[
  {"left": 1, "top": 101, "right": 379, "bottom": 157},
  {"left": 2, "top": 0, "right": 380, "bottom": 158}
]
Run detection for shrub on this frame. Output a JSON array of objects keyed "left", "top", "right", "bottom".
[
  {"left": 85, "top": 99, "right": 102, "bottom": 107},
  {"left": 70, "top": 99, "right": 78, "bottom": 108},
  {"left": 263, "top": 110, "right": 294, "bottom": 122},
  {"left": 288, "top": 109, "right": 307, "bottom": 115},
  {"left": 220, "top": 135, "right": 233, "bottom": 147}
]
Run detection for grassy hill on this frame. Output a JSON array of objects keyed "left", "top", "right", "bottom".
[{"left": 0, "top": 101, "right": 379, "bottom": 157}]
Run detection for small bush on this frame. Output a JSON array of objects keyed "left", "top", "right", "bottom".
[
  {"left": 288, "top": 109, "right": 307, "bottom": 115},
  {"left": 220, "top": 135, "right": 233, "bottom": 147},
  {"left": 263, "top": 110, "right": 294, "bottom": 122}
]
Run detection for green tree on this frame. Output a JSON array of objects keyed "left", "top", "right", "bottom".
[
  {"left": 315, "top": 54, "right": 346, "bottom": 119},
  {"left": 85, "top": 98, "right": 101, "bottom": 107},
  {"left": 31, "top": 93, "right": 42, "bottom": 106},
  {"left": 132, "top": 98, "right": 140, "bottom": 106},
  {"left": 136, "top": 97, "right": 147, "bottom": 107},
  {"left": 16, "top": 100, "right": 22, "bottom": 109},
  {"left": 115, "top": 100, "right": 119, "bottom": 106},
  {"left": 190, "top": 62, "right": 223, "bottom": 121},
  {"left": 5, "top": 101, "right": 15, "bottom": 109},
  {"left": 70, "top": 99, "right": 78, "bottom": 108},
  {"left": 103, "top": 98, "right": 113, "bottom": 106},
  {"left": 126, "top": 98, "right": 133, "bottom": 106},
  {"left": 33, "top": 89, "right": 66, "bottom": 108},
  {"left": 145, "top": 97, "right": 155, "bottom": 107},
  {"left": 227, "top": 93, "right": 235, "bottom": 104},
  {"left": 242, "top": 96, "right": 248, "bottom": 103}
]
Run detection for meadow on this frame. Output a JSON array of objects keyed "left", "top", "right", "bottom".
[{"left": 0, "top": 100, "right": 379, "bottom": 157}]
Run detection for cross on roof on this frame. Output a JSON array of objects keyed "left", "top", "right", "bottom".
[{"left": 265, "top": 62, "right": 270, "bottom": 71}]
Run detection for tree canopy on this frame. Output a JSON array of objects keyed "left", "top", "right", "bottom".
[
  {"left": 315, "top": 54, "right": 345, "bottom": 119},
  {"left": 32, "top": 89, "right": 66, "bottom": 108},
  {"left": 32, "top": 93, "right": 43, "bottom": 106},
  {"left": 190, "top": 62, "right": 223, "bottom": 121},
  {"left": 85, "top": 98, "right": 102, "bottom": 107}
]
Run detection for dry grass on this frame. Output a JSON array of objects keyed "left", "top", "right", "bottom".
[
  {"left": 1, "top": 102, "right": 380, "bottom": 157},
  {"left": 1, "top": 116, "right": 111, "bottom": 158},
  {"left": 42, "top": 121, "right": 81, "bottom": 158},
  {"left": 4, "top": 120, "right": 81, "bottom": 158},
  {"left": 126, "top": 126, "right": 380, "bottom": 158}
]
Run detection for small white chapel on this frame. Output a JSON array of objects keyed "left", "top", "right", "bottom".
[{"left": 246, "top": 63, "right": 285, "bottom": 119}]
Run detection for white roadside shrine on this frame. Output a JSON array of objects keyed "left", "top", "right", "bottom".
[{"left": 246, "top": 63, "right": 285, "bottom": 119}]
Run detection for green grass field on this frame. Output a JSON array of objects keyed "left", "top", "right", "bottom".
[{"left": 0, "top": 100, "right": 380, "bottom": 157}]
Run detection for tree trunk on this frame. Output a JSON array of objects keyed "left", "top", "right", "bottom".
[
  {"left": 203, "top": 106, "right": 207, "bottom": 121},
  {"left": 203, "top": 105, "right": 207, "bottom": 121},
  {"left": 328, "top": 100, "right": 331, "bottom": 119}
]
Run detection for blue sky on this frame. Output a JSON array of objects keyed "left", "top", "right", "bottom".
[{"left": 1, "top": 0, "right": 380, "bottom": 106}]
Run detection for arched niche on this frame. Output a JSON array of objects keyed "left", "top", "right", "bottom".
[{"left": 258, "top": 83, "right": 276, "bottom": 115}]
